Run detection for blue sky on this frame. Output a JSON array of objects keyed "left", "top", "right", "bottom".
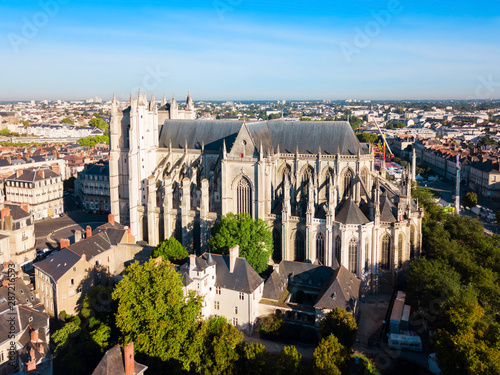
[{"left": 0, "top": 0, "right": 499, "bottom": 101}]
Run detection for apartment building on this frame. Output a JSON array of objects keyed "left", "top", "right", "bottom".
[
  {"left": 34, "top": 217, "right": 147, "bottom": 317},
  {"left": 75, "top": 162, "right": 110, "bottom": 213},
  {"left": 5, "top": 168, "right": 63, "bottom": 221}
]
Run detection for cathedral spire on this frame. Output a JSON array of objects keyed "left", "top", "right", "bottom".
[
  {"left": 222, "top": 139, "right": 227, "bottom": 159},
  {"left": 162, "top": 93, "right": 167, "bottom": 106},
  {"left": 111, "top": 93, "right": 117, "bottom": 113}
]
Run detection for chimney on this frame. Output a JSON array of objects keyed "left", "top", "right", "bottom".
[
  {"left": 81, "top": 254, "right": 86, "bottom": 262},
  {"left": 21, "top": 204, "right": 29, "bottom": 212},
  {"left": 26, "top": 348, "right": 36, "bottom": 371},
  {"left": 126, "top": 226, "right": 133, "bottom": 243},
  {"left": 108, "top": 213, "right": 115, "bottom": 225},
  {"left": 60, "top": 238, "right": 70, "bottom": 249},
  {"left": 0, "top": 207, "right": 9, "bottom": 220},
  {"left": 16, "top": 169, "right": 22, "bottom": 178},
  {"left": 229, "top": 245, "right": 239, "bottom": 273},
  {"left": 124, "top": 342, "right": 135, "bottom": 375},
  {"left": 86, "top": 225, "right": 92, "bottom": 238},
  {"left": 2, "top": 279, "right": 8, "bottom": 287},
  {"left": 31, "top": 329, "right": 39, "bottom": 343},
  {"left": 189, "top": 254, "right": 196, "bottom": 270},
  {"left": 75, "top": 230, "right": 82, "bottom": 243}
]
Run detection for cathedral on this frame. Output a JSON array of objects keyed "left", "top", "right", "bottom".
[{"left": 109, "top": 91, "right": 423, "bottom": 291}]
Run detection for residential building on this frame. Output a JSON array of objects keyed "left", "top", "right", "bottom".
[
  {"left": 0, "top": 204, "right": 36, "bottom": 269},
  {"left": 0, "top": 276, "right": 51, "bottom": 375},
  {"left": 33, "top": 216, "right": 148, "bottom": 317},
  {"left": 177, "top": 245, "right": 264, "bottom": 332},
  {"left": 75, "top": 162, "right": 110, "bottom": 213},
  {"left": 5, "top": 168, "right": 63, "bottom": 221},
  {"left": 261, "top": 261, "right": 361, "bottom": 326}
]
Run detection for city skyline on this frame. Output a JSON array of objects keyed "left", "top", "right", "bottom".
[{"left": 1, "top": 0, "right": 499, "bottom": 101}]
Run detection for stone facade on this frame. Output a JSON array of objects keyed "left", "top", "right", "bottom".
[
  {"left": 75, "top": 162, "right": 110, "bottom": 212},
  {"left": 109, "top": 93, "right": 423, "bottom": 293},
  {"left": 5, "top": 167, "right": 63, "bottom": 220}
]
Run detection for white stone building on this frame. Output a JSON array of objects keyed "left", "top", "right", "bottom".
[
  {"left": 109, "top": 92, "right": 423, "bottom": 293},
  {"left": 177, "top": 246, "right": 264, "bottom": 332}
]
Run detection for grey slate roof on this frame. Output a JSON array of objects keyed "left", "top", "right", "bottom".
[
  {"left": 262, "top": 261, "right": 361, "bottom": 312},
  {"left": 6, "top": 167, "right": 60, "bottom": 182},
  {"left": 159, "top": 120, "right": 242, "bottom": 151},
  {"left": 248, "top": 121, "right": 363, "bottom": 156},
  {"left": 263, "top": 261, "right": 337, "bottom": 301},
  {"left": 67, "top": 231, "right": 114, "bottom": 259},
  {"left": 92, "top": 344, "right": 147, "bottom": 375},
  {"left": 34, "top": 248, "right": 81, "bottom": 281},
  {"left": 335, "top": 198, "right": 369, "bottom": 225},
  {"left": 200, "top": 253, "right": 263, "bottom": 294},
  {"left": 4, "top": 204, "right": 31, "bottom": 221},
  {"left": 158, "top": 120, "right": 366, "bottom": 156},
  {"left": 315, "top": 266, "right": 361, "bottom": 312}
]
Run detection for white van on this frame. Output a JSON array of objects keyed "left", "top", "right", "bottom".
[{"left": 388, "top": 332, "right": 422, "bottom": 351}]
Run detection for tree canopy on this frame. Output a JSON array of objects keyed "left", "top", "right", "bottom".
[
  {"left": 312, "top": 334, "right": 346, "bottom": 375},
  {"left": 88, "top": 117, "right": 109, "bottom": 136},
  {"left": 276, "top": 345, "right": 301, "bottom": 375},
  {"left": 208, "top": 212, "right": 272, "bottom": 273},
  {"left": 77, "top": 135, "right": 109, "bottom": 147},
  {"left": 112, "top": 259, "right": 204, "bottom": 371},
  {"left": 408, "top": 184, "right": 500, "bottom": 374},
  {"left": 462, "top": 191, "right": 478, "bottom": 208},
  {"left": 151, "top": 237, "right": 188, "bottom": 264},
  {"left": 356, "top": 132, "right": 378, "bottom": 144},
  {"left": 61, "top": 117, "right": 74, "bottom": 125},
  {"left": 318, "top": 308, "right": 358, "bottom": 348}
]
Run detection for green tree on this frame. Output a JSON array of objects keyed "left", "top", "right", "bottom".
[
  {"left": 200, "top": 316, "right": 243, "bottom": 375},
  {"left": 151, "top": 237, "right": 188, "bottom": 263},
  {"left": 61, "top": 117, "right": 75, "bottom": 125},
  {"left": 21, "top": 120, "right": 30, "bottom": 127},
  {"left": 496, "top": 208, "right": 500, "bottom": 225},
  {"left": 88, "top": 117, "right": 109, "bottom": 136},
  {"left": 112, "top": 259, "right": 204, "bottom": 371},
  {"left": 276, "top": 345, "right": 301, "bottom": 375},
  {"left": 356, "top": 132, "right": 378, "bottom": 144},
  {"left": 406, "top": 258, "right": 461, "bottom": 312},
  {"left": 208, "top": 213, "right": 272, "bottom": 273},
  {"left": 237, "top": 343, "right": 267, "bottom": 375},
  {"left": 312, "top": 334, "right": 346, "bottom": 375},
  {"left": 319, "top": 308, "right": 357, "bottom": 348},
  {"left": 462, "top": 192, "right": 478, "bottom": 208}
]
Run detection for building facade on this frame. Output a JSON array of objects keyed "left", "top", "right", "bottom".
[
  {"left": 75, "top": 162, "right": 110, "bottom": 212},
  {"left": 109, "top": 93, "right": 423, "bottom": 292},
  {"left": 5, "top": 167, "right": 63, "bottom": 220}
]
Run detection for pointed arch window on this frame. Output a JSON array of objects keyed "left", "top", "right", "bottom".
[
  {"left": 272, "top": 228, "right": 282, "bottom": 263},
  {"left": 410, "top": 225, "right": 416, "bottom": 258},
  {"left": 295, "top": 231, "right": 305, "bottom": 262},
  {"left": 316, "top": 232, "right": 325, "bottom": 265},
  {"left": 334, "top": 235, "right": 341, "bottom": 265},
  {"left": 348, "top": 238, "right": 358, "bottom": 273},
  {"left": 343, "top": 169, "right": 353, "bottom": 198},
  {"left": 381, "top": 234, "right": 391, "bottom": 270},
  {"left": 398, "top": 233, "right": 404, "bottom": 265},
  {"left": 236, "top": 177, "right": 251, "bottom": 215}
]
